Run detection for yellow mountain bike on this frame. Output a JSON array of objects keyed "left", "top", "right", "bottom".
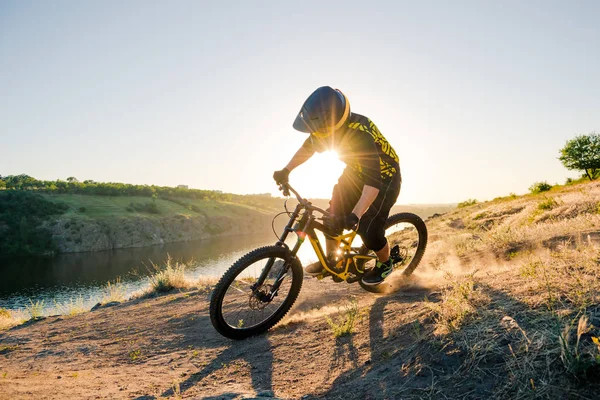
[{"left": 210, "top": 182, "right": 427, "bottom": 339}]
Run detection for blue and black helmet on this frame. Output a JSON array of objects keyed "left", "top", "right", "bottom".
[{"left": 293, "top": 86, "right": 350, "bottom": 138}]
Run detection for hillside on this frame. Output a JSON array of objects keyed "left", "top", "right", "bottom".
[
  {"left": 40, "top": 194, "right": 279, "bottom": 254},
  {"left": 1, "top": 180, "right": 600, "bottom": 399},
  {"left": 0, "top": 190, "right": 282, "bottom": 256}
]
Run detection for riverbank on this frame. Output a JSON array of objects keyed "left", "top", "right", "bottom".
[{"left": 43, "top": 194, "right": 277, "bottom": 253}]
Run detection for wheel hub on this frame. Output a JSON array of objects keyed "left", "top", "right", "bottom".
[{"left": 248, "top": 284, "right": 273, "bottom": 310}]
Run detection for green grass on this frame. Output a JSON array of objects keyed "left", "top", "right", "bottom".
[
  {"left": 458, "top": 199, "right": 478, "bottom": 208},
  {"left": 41, "top": 194, "right": 273, "bottom": 219},
  {"left": 538, "top": 197, "right": 558, "bottom": 210},
  {"left": 325, "top": 298, "right": 362, "bottom": 337}
]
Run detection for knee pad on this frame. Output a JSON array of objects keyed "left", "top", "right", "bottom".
[{"left": 358, "top": 224, "right": 387, "bottom": 252}]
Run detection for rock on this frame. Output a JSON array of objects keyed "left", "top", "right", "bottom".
[
  {"left": 90, "top": 301, "right": 120, "bottom": 311},
  {"left": 46, "top": 211, "right": 274, "bottom": 254}
]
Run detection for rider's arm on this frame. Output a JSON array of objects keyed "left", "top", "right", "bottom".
[
  {"left": 352, "top": 184, "right": 380, "bottom": 218},
  {"left": 284, "top": 145, "right": 315, "bottom": 172}
]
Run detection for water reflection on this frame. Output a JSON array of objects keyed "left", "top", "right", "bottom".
[{"left": 0, "top": 230, "right": 330, "bottom": 313}]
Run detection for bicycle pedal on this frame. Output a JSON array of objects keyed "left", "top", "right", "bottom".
[{"left": 316, "top": 271, "right": 332, "bottom": 280}]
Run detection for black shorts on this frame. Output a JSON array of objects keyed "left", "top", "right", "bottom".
[{"left": 330, "top": 170, "right": 401, "bottom": 251}]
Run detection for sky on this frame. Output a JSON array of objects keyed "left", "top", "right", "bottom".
[{"left": 1, "top": 0, "right": 599, "bottom": 204}]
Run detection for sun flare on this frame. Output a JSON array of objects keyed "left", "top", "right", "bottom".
[{"left": 284, "top": 151, "right": 344, "bottom": 199}]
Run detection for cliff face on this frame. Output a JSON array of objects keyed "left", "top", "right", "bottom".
[{"left": 45, "top": 212, "right": 274, "bottom": 253}]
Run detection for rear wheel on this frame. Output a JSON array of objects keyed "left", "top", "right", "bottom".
[
  {"left": 358, "top": 212, "right": 428, "bottom": 293},
  {"left": 210, "top": 246, "right": 303, "bottom": 340}
]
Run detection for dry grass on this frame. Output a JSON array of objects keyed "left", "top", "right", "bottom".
[
  {"left": 25, "top": 299, "right": 45, "bottom": 320},
  {"left": 421, "top": 181, "right": 600, "bottom": 398},
  {"left": 101, "top": 278, "right": 127, "bottom": 304},
  {"left": 53, "top": 296, "right": 87, "bottom": 316},
  {"left": 147, "top": 255, "right": 190, "bottom": 294},
  {"left": 427, "top": 272, "right": 489, "bottom": 334},
  {"left": 0, "top": 308, "right": 27, "bottom": 331}
]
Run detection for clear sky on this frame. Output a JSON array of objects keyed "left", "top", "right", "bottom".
[{"left": 1, "top": 1, "right": 599, "bottom": 204}]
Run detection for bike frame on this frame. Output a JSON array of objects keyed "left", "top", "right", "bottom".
[{"left": 255, "top": 183, "right": 377, "bottom": 298}]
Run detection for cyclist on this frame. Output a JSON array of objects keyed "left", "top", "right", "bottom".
[{"left": 273, "top": 86, "right": 401, "bottom": 286}]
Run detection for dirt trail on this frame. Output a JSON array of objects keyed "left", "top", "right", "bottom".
[{"left": 0, "top": 276, "right": 441, "bottom": 399}]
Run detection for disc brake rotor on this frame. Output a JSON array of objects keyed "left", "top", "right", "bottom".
[{"left": 248, "top": 284, "right": 273, "bottom": 310}]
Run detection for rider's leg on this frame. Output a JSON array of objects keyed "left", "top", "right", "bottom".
[
  {"left": 359, "top": 179, "right": 401, "bottom": 285},
  {"left": 305, "top": 172, "right": 360, "bottom": 275},
  {"left": 374, "top": 240, "right": 390, "bottom": 263}
]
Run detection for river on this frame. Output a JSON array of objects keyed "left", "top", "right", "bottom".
[{"left": 0, "top": 231, "right": 325, "bottom": 315}]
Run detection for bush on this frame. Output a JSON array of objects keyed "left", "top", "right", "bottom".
[
  {"left": 128, "top": 202, "right": 160, "bottom": 214},
  {"left": 457, "top": 199, "right": 478, "bottom": 208},
  {"left": 148, "top": 256, "right": 188, "bottom": 293},
  {"left": 0, "top": 191, "right": 68, "bottom": 255},
  {"left": 538, "top": 197, "right": 558, "bottom": 210},
  {"left": 326, "top": 298, "right": 361, "bottom": 337},
  {"left": 529, "top": 181, "right": 552, "bottom": 194}
]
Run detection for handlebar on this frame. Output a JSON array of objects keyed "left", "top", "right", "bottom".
[{"left": 278, "top": 182, "right": 331, "bottom": 218}]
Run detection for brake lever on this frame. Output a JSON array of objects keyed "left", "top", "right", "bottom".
[{"left": 278, "top": 184, "right": 290, "bottom": 197}]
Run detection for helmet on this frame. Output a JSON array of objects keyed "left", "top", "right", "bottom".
[{"left": 292, "top": 86, "right": 350, "bottom": 138}]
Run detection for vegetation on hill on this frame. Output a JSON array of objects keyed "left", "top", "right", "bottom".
[
  {"left": 0, "top": 174, "right": 282, "bottom": 210},
  {"left": 0, "top": 191, "right": 68, "bottom": 256},
  {"left": 559, "top": 132, "right": 600, "bottom": 181}
]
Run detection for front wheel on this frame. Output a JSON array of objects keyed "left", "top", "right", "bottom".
[
  {"left": 358, "top": 212, "right": 428, "bottom": 293},
  {"left": 210, "top": 246, "right": 303, "bottom": 340}
]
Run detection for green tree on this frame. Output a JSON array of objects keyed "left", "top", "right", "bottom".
[{"left": 559, "top": 133, "right": 600, "bottom": 181}]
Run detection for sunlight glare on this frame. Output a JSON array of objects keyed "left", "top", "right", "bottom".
[{"left": 286, "top": 151, "right": 344, "bottom": 199}]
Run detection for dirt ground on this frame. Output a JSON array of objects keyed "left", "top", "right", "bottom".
[{"left": 0, "top": 276, "right": 446, "bottom": 399}]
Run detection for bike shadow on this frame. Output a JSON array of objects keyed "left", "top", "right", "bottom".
[{"left": 156, "top": 314, "right": 275, "bottom": 399}]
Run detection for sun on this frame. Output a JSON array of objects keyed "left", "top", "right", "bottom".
[{"left": 288, "top": 151, "right": 344, "bottom": 199}]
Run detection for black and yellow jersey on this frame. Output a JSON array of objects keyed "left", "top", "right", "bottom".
[{"left": 301, "top": 113, "right": 400, "bottom": 190}]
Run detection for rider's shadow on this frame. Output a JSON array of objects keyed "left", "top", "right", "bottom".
[
  {"left": 155, "top": 314, "right": 274, "bottom": 399},
  {"left": 368, "top": 285, "right": 436, "bottom": 361},
  {"left": 328, "top": 334, "right": 360, "bottom": 376}
]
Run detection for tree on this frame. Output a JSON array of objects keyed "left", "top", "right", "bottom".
[{"left": 558, "top": 133, "right": 600, "bottom": 181}]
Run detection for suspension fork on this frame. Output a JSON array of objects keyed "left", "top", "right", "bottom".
[
  {"left": 262, "top": 211, "right": 313, "bottom": 300},
  {"left": 253, "top": 203, "right": 304, "bottom": 292}
]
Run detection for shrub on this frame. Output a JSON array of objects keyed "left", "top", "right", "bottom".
[
  {"left": 25, "top": 299, "right": 45, "bottom": 320},
  {"left": 559, "top": 315, "right": 600, "bottom": 377},
  {"left": 128, "top": 201, "right": 160, "bottom": 214},
  {"left": 0, "top": 191, "right": 68, "bottom": 255},
  {"left": 529, "top": 181, "right": 552, "bottom": 194},
  {"left": 325, "top": 298, "right": 361, "bottom": 337},
  {"left": 148, "top": 256, "right": 188, "bottom": 293},
  {"left": 457, "top": 199, "right": 478, "bottom": 208},
  {"left": 538, "top": 197, "right": 558, "bottom": 210}
]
